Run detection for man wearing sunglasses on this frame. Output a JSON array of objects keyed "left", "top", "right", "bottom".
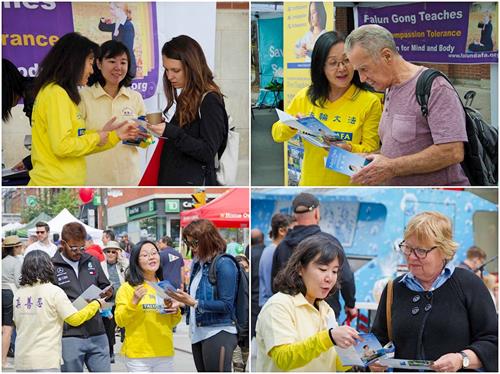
[
  {"left": 25, "top": 221, "right": 57, "bottom": 257},
  {"left": 52, "top": 222, "right": 113, "bottom": 372}
]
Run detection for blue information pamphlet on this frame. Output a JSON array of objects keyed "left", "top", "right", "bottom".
[
  {"left": 325, "top": 146, "right": 370, "bottom": 176},
  {"left": 335, "top": 333, "right": 391, "bottom": 367},
  {"left": 276, "top": 109, "right": 345, "bottom": 147},
  {"left": 336, "top": 333, "right": 433, "bottom": 369},
  {"left": 295, "top": 115, "right": 336, "bottom": 137}
]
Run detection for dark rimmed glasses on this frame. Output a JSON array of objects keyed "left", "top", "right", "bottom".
[{"left": 398, "top": 241, "right": 437, "bottom": 259}]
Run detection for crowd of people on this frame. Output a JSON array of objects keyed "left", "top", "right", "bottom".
[
  {"left": 251, "top": 191, "right": 498, "bottom": 372},
  {"left": 1, "top": 219, "right": 249, "bottom": 372},
  {"left": 3, "top": 29, "right": 229, "bottom": 187}
]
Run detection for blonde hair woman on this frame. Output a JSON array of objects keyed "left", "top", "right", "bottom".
[{"left": 371, "top": 211, "right": 498, "bottom": 372}]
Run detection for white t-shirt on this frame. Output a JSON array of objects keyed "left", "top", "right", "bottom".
[
  {"left": 13, "top": 282, "right": 79, "bottom": 370},
  {"left": 61, "top": 253, "right": 80, "bottom": 278},
  {"left": 25, "top": 241, "right": 58, "bottom": 258},
  {"left": 189, "top": 263, "right": 236, "bottom": 344}
]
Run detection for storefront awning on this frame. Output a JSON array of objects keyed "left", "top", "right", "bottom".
[{"left": 180, "top": 189, "right": 249, "bottom": 228}]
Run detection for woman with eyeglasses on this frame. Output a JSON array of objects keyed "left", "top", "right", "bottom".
[
  {"left": 166, "top": 219, "right": 239, "bottom": 372},
  {"left": 13, "top": 250, "right": 106, "bottom": 371},
  {"left": 114, "top": 240, "right": 181, "bottom": 372},
  {"left": 272, "top": 30, "right": 382, "bottom": 186},
  {"left": 370, "top": 211, "right": 497, "bottom": 372}
]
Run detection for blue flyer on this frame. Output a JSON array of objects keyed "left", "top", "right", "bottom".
[
  {"left": 296, "top": 116, "right": 336, "bottom": 137},
  {"left": 325, "top": 146, "right": 370, "bottom": 176}
]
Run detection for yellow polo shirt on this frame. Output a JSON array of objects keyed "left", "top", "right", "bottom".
[
  {"left": 29, "top": 83, "right": 119, "bottom": 186},
  {"left": 272, "top": 84, "right": 382, "bottom": 186},
  {"left": 256, "top": 292, "right": 345, "bottom": 372},
  {"left": 115, "top": 282, "right": 182, "bottom": 358},
  {"left": 79, "top": 84, "right": 146, "bottom": 185}
]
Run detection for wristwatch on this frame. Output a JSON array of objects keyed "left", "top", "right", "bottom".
[{"left": 459, "top": 351, "right": 470, "bottom": 369}]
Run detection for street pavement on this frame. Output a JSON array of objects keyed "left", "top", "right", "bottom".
[{"left": 4, "top": 316, "right": 197, "bottom": 372}]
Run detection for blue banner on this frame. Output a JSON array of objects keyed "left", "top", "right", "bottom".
[{"left": 257, "top": 17, "right": 283, "bottom": 106}]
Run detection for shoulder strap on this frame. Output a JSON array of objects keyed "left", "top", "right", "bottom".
[
  {"left": 208, "top": 253, "right": 236, "bottom": 285},
  {"left": 197, "top": 92, "right": 210, "bottom": 119},
  {"left": 416, "top": 68, "right": 460, "bottom": 118},
  {"left": 386, "top": 279, "right": 394, "bottom": 342}
]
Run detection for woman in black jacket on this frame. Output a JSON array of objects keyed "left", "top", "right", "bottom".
[{"left": 148, "top": 35, "right": 228, "bottom": 186}]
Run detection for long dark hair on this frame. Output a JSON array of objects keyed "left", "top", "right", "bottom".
[
  {"left": 308, "top": 31, "right": 367, "bottom": 108},
  {"left": 274, "top": 234, "right": 343, "bottom": 300},
  {"left": 33, "top": 32, "right": 99, "bottom": 105},
  {"left": 87, "top": 40, "right": 133, "bottom": 88},
  {"left": 2, "top": 59, "right": 27, "bottom": 121},
  {"left": 162, "top": 35, "right": 223, "bottom": 127},
  {"left": 309, "top": 2, "right": 327, "bottom": 31},
  {"left": 125, "top": 240, "right": 163, "bottom": 286},
  {"left": 19, "top": 250, "right": 55, "bottom": 286},
  {"left": 183, "top": 219, "right": 226, "bottom": 262}
]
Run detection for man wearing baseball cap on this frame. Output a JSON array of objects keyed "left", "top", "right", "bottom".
[{"left": 270, "top": 192, "right": 357, "bottom": 319}]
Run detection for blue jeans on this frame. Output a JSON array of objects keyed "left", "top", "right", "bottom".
[{"left": 61, "top": 334, "right": 110, "bottom": 372}]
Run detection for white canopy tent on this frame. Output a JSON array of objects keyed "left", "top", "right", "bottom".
[
  {"left": 27, "top": 208, "right": 103, "bottom": 241},
  {"left": 2, "top": 222, "right": 25, "bottom": 238}
]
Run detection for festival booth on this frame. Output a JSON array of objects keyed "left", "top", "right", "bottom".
[
  {"left": 180, "top": 188, "right": 249, "bottom": 279},
  {"left": 27, "top": 208, "right": 103, "bottom": 241},
  {"left": 180, "top": 188, "right": 250, "bottom": 229},
  {"left": 2, "top": 222, "right": 25, "bottom": 238},
  {"left": 16, "top": 212, "right": 53, "bottom": 238}
]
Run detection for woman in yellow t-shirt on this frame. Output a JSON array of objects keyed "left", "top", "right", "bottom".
[
  {"left": 272, "top": 31, "right": 382, "bottom": 186},
  {"left": 29, "top": 32, "right": 141, "bottom": 186},
  {"left": 80, "top": 40, "right": 148, "bottom": 186},
  {"left": 256, "top": 235, "right": 359, "bottom": 372},
  {"left": 115, "top": 240, "right": 181, "bottom": 372}
]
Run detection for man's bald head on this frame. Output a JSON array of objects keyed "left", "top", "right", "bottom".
[{"left": 251, "top": 228, "right": 264, "bottom": 245}]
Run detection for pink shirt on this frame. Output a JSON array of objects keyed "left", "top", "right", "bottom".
[{"left": 379, "top": 67, "right": 470, "bottom": 186}]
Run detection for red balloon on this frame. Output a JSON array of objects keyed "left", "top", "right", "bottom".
[{"left": 79, "top": 188, "right": 94, "bottom": 204}]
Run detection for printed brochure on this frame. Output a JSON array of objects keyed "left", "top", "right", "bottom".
[
  {"left": 336, "top": 333, "right": 433, "bottom": 370},
  {"left": 325, "top": 146, "right": 370, "bottom": 176},
  {"left": 72, "top": 284, "right": 112, "bottom": 310},
  {"left": 276, "top": 109, "right": 344, "bottom": 147}
]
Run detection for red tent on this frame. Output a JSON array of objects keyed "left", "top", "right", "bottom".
[{"left": 180, "top": 188, "right": 249, "bottom": 228}]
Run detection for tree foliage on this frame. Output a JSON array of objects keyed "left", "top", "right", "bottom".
[{"left": 21, "top": 189, "right": 80, "bottom": 223}]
